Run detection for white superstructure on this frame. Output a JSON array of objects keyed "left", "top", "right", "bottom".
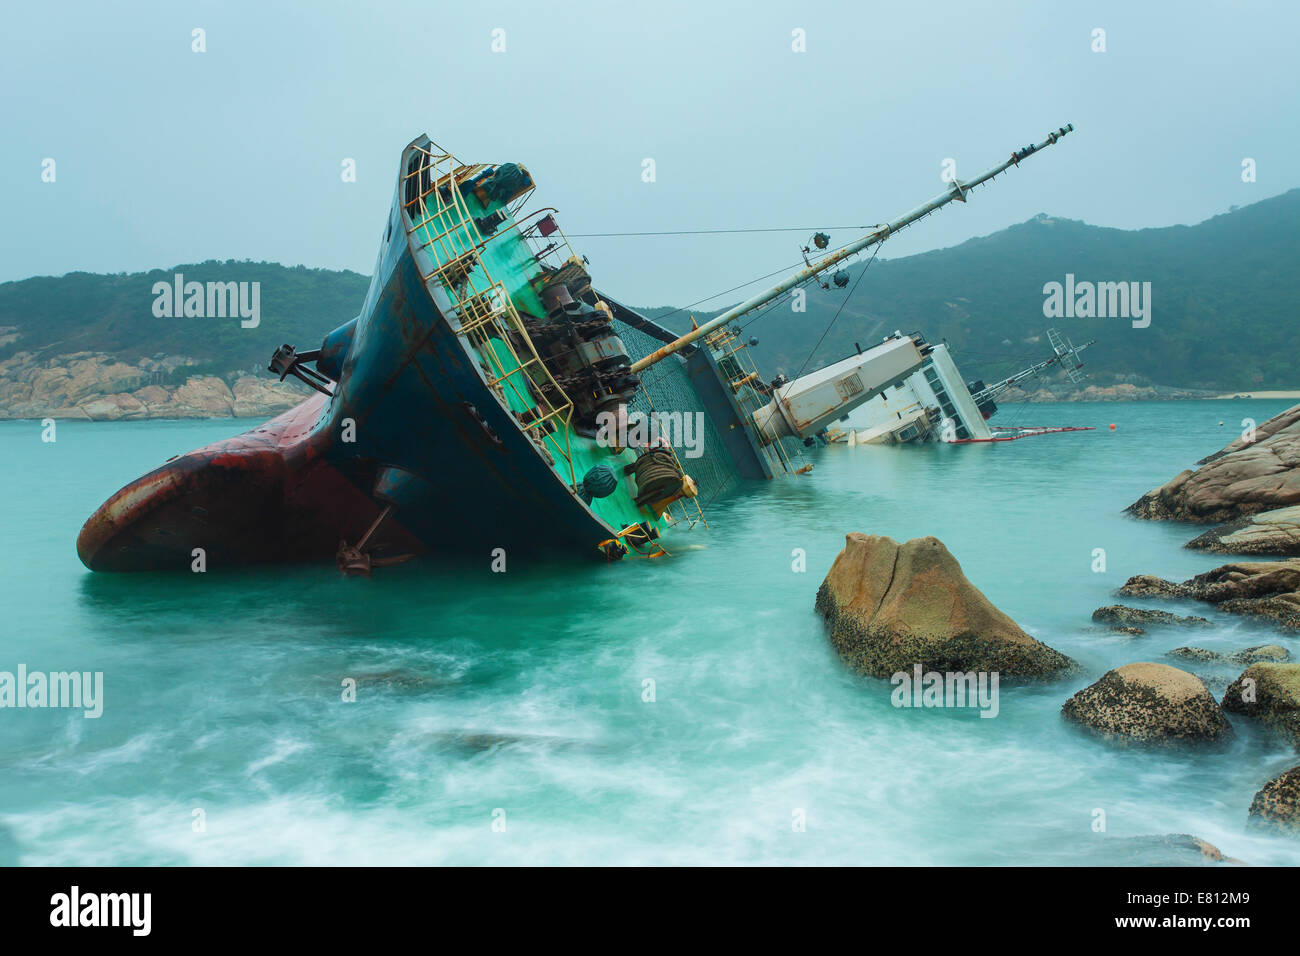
[
  {"left": 825, "top": 342, "right": 991, "bottom": 444},
  {"left": 825, "top": 329, "right": 1094, "bottom": 445},
  {"left": 751, "top": 334, "right": 927, "bottom": 445}
]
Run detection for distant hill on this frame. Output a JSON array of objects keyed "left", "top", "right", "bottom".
[
  {"left": 0, "top": 190, "right": 1295, "bottom": 419},
  {"left": 0, "top": 262, "right": 368, "bottom": 420},
  {"left": 0, "top": 262, "right": 369, "bottom": 379},
  {"left": 688, "top": 188, "right": 1300, "bottom": 390}
]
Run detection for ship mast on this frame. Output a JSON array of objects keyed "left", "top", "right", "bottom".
[
  {"left": 629, "top": 124, "right": 1075, "bottom": 374},
  {"left": 970, "top": 329, "right": 1094, "bottom": 405}
]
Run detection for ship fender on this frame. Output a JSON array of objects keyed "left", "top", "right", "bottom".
[
  {"left": 577, "top": 465, "right": 619, "bottom": 503},
  {"left": 317, "top": 316, "right": 359, "bottom": 382}
]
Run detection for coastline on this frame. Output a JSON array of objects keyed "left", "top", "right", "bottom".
[
  {"left": 1, "top": 391, "right": 1295, "bottom": 422},
  {"left": 0, "top": 348, "right": 1292, "bottom": 423},
  {"left": 1209, "top": 390, "right": 1300, "bottom": 399},
  {"left": 0, "top": 350, "right": 309, "bottom": 421}
]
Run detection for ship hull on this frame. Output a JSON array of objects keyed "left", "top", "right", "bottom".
[{"left": 78, "top": 141, "right": 640, "bottom": 572}]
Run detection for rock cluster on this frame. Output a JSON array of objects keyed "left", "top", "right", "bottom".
[
  {"left": 1004, "top": 383, "right": 1215, "bottom": 403},
  {"left": 1126, "top": 402, "right": 1300, "bottom": 525},
  {"left": 1091, "top": 605, "right": 1211, "bottom": 632},
  {"left": 1187, "top": 505, "right": 1300, "bottom": 557},
  {"left": 1169, "top": 645, "right": 1291, "bottom": 665},
  {"left": 1108, "top": 406, "right": 1300, "bottom": 836},
  {"left": 1168, "top": 646, "right": 1223, "bottom": 664},
  {"left": 815, "top": 533, "right": 1075, "bottom": 679},
  {"left": 1118, "top": 560, "right": 1300, "bottom": 631}
]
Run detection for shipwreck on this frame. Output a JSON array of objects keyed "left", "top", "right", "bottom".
[{"left": 77, "top": 126, "right": 1074, "bottom": 571}]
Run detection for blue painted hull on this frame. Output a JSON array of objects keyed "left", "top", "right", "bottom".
[{"left": 314, "top": 184, "right": 619, "bottom": 556}]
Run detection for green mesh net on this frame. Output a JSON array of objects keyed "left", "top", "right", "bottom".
[{"left": 613, "top": 319, "right": 741, "bottom": 504}]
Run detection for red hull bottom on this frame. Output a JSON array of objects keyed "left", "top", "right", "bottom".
[{"left": 76, "top": 396, "right": 422, "bottom": 572}]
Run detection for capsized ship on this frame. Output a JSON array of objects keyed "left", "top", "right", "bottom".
[
  {"left": 77, "top": 126, "right": 1074, "bottom": 571},
  {"left": 825, "top": 328, "right": 1095, "bottom": 444}
]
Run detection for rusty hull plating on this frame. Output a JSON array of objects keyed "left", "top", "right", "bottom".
[{"left": 75, "top": 395, "right": 422, "bottom": 571}]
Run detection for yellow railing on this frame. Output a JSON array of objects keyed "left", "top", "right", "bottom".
[{"left": 400, "top": 142, "right": 579, "bottom": 485}]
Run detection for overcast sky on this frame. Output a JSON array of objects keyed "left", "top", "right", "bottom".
[{"left": 2, "top": 0, "right": 1296, "bottom": 306}]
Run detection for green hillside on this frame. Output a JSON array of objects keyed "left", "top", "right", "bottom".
[
  {"left": 0, "top": 262, "right": 369, "bottom": 381},
  {"left": 1, "top": 189, "right": 1296, "bottom": 391},
  {"left": 699, "top": 188, "right": 1300, "bottom": 389}
]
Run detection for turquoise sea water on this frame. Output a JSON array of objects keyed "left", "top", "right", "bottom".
[{"left": 1, "top": 399, "right": 1298, "bottom": 866}]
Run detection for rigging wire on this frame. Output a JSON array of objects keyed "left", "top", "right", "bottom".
[
  {"left": 792, "top": 238, "right": 888, "bottom": 381},
  {"left": 738, "top": 292, "right": 796, "bottom": 334},
  {"left": 567, "top": 225, "right": 870, "bottom": 238},
  {"left": 638, "top": 234, "right": 867, "bottom": 328},
  {"left": 628, "top": 236, "right": 873, "bottom": 395}
]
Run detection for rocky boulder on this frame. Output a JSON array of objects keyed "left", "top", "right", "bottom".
[
  {"left": 1169, "top": 646, "right": 1224, "bottom": 663},
  {"left": 1233, "top": 644, "right": 1292, "bottom": 664},
  {"left": 1187, "top": 505, "right": 1300, "bottom": 557},
  {"left": 1221, "top": 663, "right": 1300, "bottom": 747},
  {"left": 1126, "top": 402, "right": 1300, "bottom": 523},
  {"left": 815, "top": 533, "right": 1075, "bottom": 679},
  {"left": 167, "top": 375, "right": 236, "bottom": 415},
  {"left": 1092, "top": 605, "right": 1211, "bottom": 629},
  {"left": 1248, "top": 766, "right": 1300, "bottom": 834},
  {"left": 1171, "top": 645, "right": 1292, "bottom": 665},
  {"left": 1117, "top": 560, "right": 1300, "bottom": 631},
  {"left": 1075, "top": 833, "right": 1242, "bottom": 865},
  {"left": 79, "top": 395, "right": 144, "bottom": 422},
  {"left": 231, "top": 376, "right": 301, "bottom": 418},
  {"left": 1061, "top": 662, "right": 1234, "bottom": 746},
  {"left": 1117, "top": 574, "right": 1190, "bottom": 599},
  {"left": 1199, "top": 403, "right": 1300, "bottom": 466}
]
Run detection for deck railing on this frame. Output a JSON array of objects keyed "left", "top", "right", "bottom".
[{"left": 401, "top": 142, "right": 579, "bottom": 484}]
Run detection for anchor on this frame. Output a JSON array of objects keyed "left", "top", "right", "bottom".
[{"left": 336, "top": 505, "right": 416, "bottom": 576}]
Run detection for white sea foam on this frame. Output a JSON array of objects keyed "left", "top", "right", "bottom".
[{"left": 5, "top": 405, "right": 1300, "bottom": 865}]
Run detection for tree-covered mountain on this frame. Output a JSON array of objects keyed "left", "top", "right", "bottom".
[
  {"left": 0, "top": 262, "right": 369, "bottom": 380},
  {"left": 673, "top": 187, "right": 1300, "bottom": 390},
  {"left": 0, "top": 189, "right": 1295, "bottom": 400}
]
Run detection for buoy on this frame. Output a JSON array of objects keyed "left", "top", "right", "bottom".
[{"left": 1108, "top": 424, "right": 1116, "bottom": 430}]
